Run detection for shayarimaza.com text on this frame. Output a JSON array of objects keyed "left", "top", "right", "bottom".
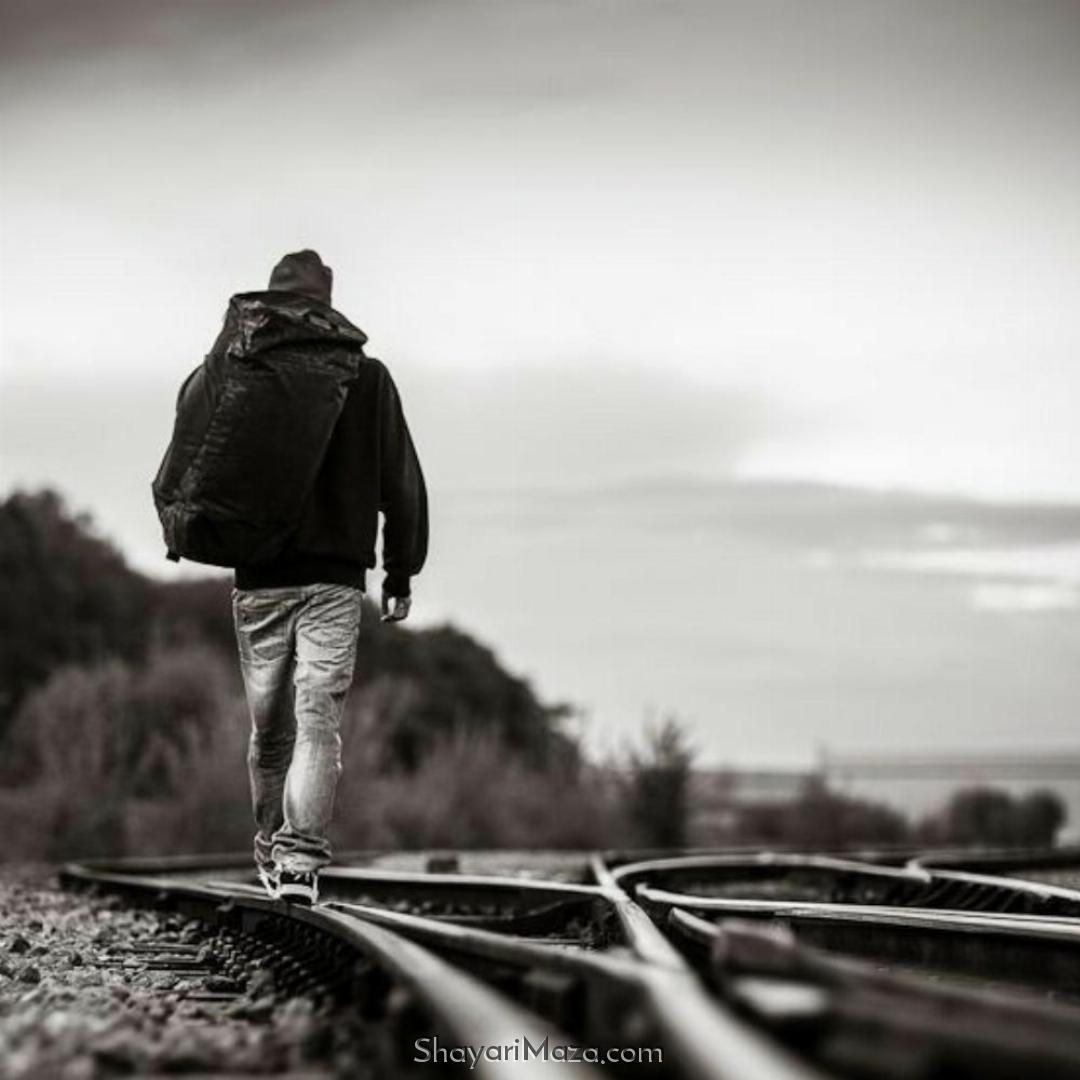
[{"left": 415, "top": 1036, "right": 663, "bottom": 1068}]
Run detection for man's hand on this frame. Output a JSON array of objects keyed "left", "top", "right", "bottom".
[{"left": 381, "top": 590, "right": 411, "bottom": 623}]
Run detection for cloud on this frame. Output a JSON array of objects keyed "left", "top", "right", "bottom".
[
  {"left": 0, "top": 362, "right": 775, "bottom": 570},
  {"left": 4, "top": 0, "right": 1078, "bottom": 508},
  {"left": 407, "top": 362, "right": 771, "bottom": 491},
  {"left": 0, "top": 0, "right": 349, "bottom": 66}
]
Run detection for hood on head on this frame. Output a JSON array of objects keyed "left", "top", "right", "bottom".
[{"left": 268, "top": 249, "right": 333, "bottom": 305}]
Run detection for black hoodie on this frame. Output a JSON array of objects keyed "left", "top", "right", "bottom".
[{"left": 233, "top": 252, "right": 428, "bottom": 596}]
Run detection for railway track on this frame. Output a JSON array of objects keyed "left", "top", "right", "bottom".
[{"left": 58, "top": 847, "right": 1080, "bottom": 1078}]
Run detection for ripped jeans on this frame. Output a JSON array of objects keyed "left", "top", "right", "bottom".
[{"left": 232, "top": 583, "right": 363, "bottom": 873}]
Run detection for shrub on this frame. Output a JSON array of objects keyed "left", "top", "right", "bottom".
[
  {"left": 0, "top": 490, "right": 152, "bottom": 729},
  {"left": 932, "top": 786, "right": 1066, "bottom": 848},
  {"left": 738, "top": 777, "right": 910, "bottom": 849},
  {"left": 334, "top": 726, "right": 623, "bottom": 851},
  {"left": 620, "top": 715, "right": 695, "bottom": 848},
  {"left": 1, "top": 646, "right": 249, "bottom": 859},
  {"left": 353, "top": 611, "right": 579, "bottom": 772}
]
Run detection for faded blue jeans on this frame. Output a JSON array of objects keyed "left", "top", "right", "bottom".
[{"left": 232, "top": 582, "right": 363, "bottom": 873}]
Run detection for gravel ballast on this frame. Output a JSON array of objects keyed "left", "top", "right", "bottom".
[{"left": 0, "top": 869, "right": 377, "bottom": 1078}]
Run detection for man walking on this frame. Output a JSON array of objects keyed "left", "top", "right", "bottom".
[{"left": 231, "top": 249, "right": 428, "bottom": 904}]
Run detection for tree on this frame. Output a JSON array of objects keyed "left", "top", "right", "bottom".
[
  {"left": 352, "top": 609, "right": 580, "bottom": 771},
  {"left": 1018, "top": 790, "right": 1067, "bottom": 846},
  {"left": 0, "top": 490, "right": 153, "bottom": 729},
  {"left": 737, "top": 777, "right": 910, "bottom": 849},
  {"left": 149, "top": 576, "right": 235, "bottom": 656},
  {"left": 624, "top": 715, "right": 695, "bottom": 848},
  {"left": 938, "top": 787, "right": 1066, "bottom": 848}
]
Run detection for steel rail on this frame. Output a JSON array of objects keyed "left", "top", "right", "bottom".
[
  {"left": 666, "top": 909, "right": 1080, "bottom": 1078},
  {"left": 610, "top": 851, "right": 1080, "bottom": 916},
  {"left": 318, "top": 866, "right": 606, "bottom": 921},
  {"left": 65, "top": 850, "right": 1080, "bottom": 1076},
  {"left": 611, "top": 852, "right": 931, "bottom": 890},
  {"left": 635, "top": 882, "right": 1080, "bottom": 993},
  {"left": 597, "top": 845, "right": 927, "bottom": 871},
  {"left": 905, "top": 865, "right": 1080, "bottom": 913},
  {"left": 324, "top": 866, "right": 603, "bottom": 900},
  {"left": 228, "top": 867, "right": 621, "bottom": 946},
  {"left": 64, "top": 859, "right": 826, "bottom": 1079},
  {"left": 594, "top": 852, "right": 1080, "bottom": 1073},
  {"left": 611, "top": 853, "right": 932, "bottom": 910},
  {"left": 330, "top": 898, "right": 827, "bottom": 1080},
  {"left": 635, "top": 883, "right": 1080, "bottom": 938},
  {"left": 668, "top": 906, "right": 1080, "bottom": 1007},
  {"left": 70, "top": 855, "right": 619, "bottom": 940},
  {"left": 59, "top": 862, "right": 600, "bottom": 1080},
  {"left": 589, "top": 853, "right": 689, "bottom": 968}
]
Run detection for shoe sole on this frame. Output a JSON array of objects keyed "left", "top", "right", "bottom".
[
  {"left": 277, "top": 885, "right": 317, "bottom": 905},
  {"left": 257, "top": 869, "right": 280, "bottom": 900}
]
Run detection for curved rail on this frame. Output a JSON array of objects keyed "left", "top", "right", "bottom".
[
  {"left": 246, "top": 867, "right": 619, "bottom": 945},
  {"left": 665, "top": 908, "right": 1080, "bottom": 1079},
  {"left": 636, "top": 882, "right": 1080, "bottom": 994},
  {"left": 62, "top": 856, "right": 821, "bottom": 1080},
  {"left": 610, "top": 851, "right": 1080, "bottom": 916},
  {"left": 61, "top": 861, "right": 591, "bottom": 1080},
  {"left": 61, "top": 849, "right": 1080, "bottom": 1078},
  {"left": 331, "top": 897, "right": 824, "bottom": 1080}
]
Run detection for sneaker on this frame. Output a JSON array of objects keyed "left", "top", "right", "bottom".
[
  {"left": 257, "top": 863, "right": 281, "bottom": 900},
  {"left": 278, "top": 870, "right": 319, "bottom": 905}
]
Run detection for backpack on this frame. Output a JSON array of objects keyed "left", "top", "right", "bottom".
[{"left": 151, "top": 291, "right": 367, "bottom": 568}]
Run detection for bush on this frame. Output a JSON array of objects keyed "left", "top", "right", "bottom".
[
  {"left": 1, "top": 647, "right": 250, "bottom": 859},
  {"left": 149, "top": 576, "right": 235, "bottom": 656},
  {"left": 621, "top": 715, "right": 695, "bottom": 848},
  {"left": 0, "top": 644, "right": 622, "bottom": 860},
  {"left": 931, "top": 787, "right": 1067, "bottom": 848},
  {"left": 738, "top": 777, "right": 911, "bottom": 849},
  {"left": 0, "top": 490, "right": 153, "bottom": 730},
  {"left": 352, "top": 610, "right": 580, "bottom": 773},
  {"left": 335, "top": 680, "right": 622, "bottom": 849}
]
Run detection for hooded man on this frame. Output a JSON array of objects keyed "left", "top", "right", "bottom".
[{"left": 232, "top": 249, "right": 428, "bottom": 903}]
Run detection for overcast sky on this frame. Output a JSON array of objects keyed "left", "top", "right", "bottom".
[
  {"left": 4, "top": 1, "right": 1080, "bottom": 766},
  {"left": 3, "top": 0, "right": 1079, "bottom": 536}
]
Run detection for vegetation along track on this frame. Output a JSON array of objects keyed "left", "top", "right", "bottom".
[{"left": 58, "top": 848, "right": 1080, "bottom": 1078}]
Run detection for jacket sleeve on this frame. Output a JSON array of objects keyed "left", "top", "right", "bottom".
[{"left": 377, "top": 365, "right": 429, "bottom": 597}]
